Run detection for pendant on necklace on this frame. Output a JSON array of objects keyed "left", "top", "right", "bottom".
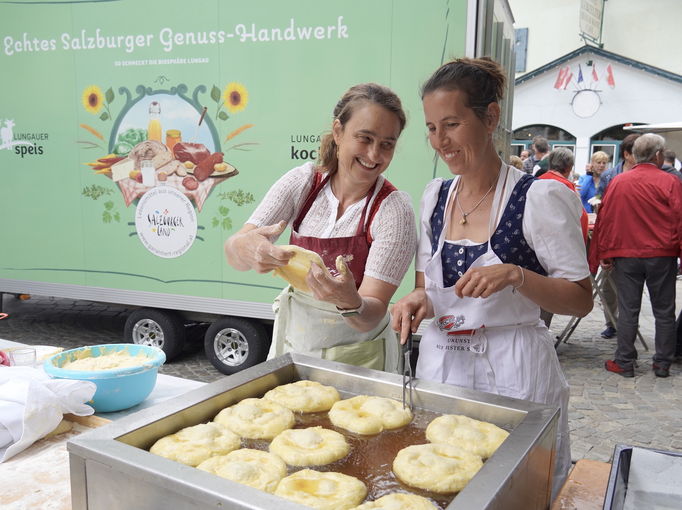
[{"left": 460, "top": 215, "right": 468, "bottom": 225}]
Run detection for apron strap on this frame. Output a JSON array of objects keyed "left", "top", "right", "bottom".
[
  {"left": 292, "top": 171, "right": 327, "bottom": 232},
  {"left": 364, "top": 179, "right": 397, "bottom": 244}
]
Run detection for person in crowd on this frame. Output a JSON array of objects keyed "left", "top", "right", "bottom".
[
  {"left": 533, "top": 153, "right": 551, "bottom": 177},
  {"left": 539, "top": 147, "right": 588, "bottom": 243},
  {"left": 509, "top": 154, "right": 523, "bottom": 169},
  {"left": 391, "top": 57, "right": 592, "bottom": 498},
  {"left": 522, "top": 135, "right": 549, "bottom": 174},
  {"left": 597, "top": 133, "right": 640, "bottom": 198},
  {"left": 594, "top": 134, "right": 640, "bottom": 340},
  {"left": 520, "top": 149, "right": 531, "bottom": 161},
  {"left": 590, "top": 133, "right": 682, "bottom": 378},
  {"left": 225, "top": 83, "right": 417, "bottom": 372},
  {"left": 661, "top": 149, "right": 682, "bottom": 182},
  {"left": 536, "top": 147, "right": 588, "bottom": 328},
  {"left": 578, "top": 151, "right": 609, "bottom": 213}
]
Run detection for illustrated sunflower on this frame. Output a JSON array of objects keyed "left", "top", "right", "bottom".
[
  {"left": 223, "top": 82, "right": 249, "bottom": 114},
  {"left": 82, "top": 85, "right": 104, "bottom": 114}
]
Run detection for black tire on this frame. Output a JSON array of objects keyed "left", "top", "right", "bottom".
[
  {"left": 204, "top": 317, "right": 270, "bottom": 375},
  {"left": 124, "top": 308, "right": 186, "bottom": 360}
]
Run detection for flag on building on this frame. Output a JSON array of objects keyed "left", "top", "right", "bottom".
[
  {"left": 554, "top": 66, "right": 568, "bottom": 89},
  {"left": 606, "top": 64, "right": 616, "bottom": 88},
  {"left": 592, "top": 63, "right": 599, "bottom": 82},
  {"left": 578, "top": 64, "right": 584, "bottom": 84},
  {"left": 562, "top": 70, "right": 573, "bottom": 89}
]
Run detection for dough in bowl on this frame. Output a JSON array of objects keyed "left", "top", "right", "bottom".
[
  {"left": 269, "top": 426, "right": 349, "bottom": 466},
  {"left": 272, "top": 245, "right": 327, "bottom": 293},
  {"left": 353, "top": 493, "right": 439, "bottom": 510},
  {"left": 425, "top": 414, "right": 509, "bottom": 459},
  {"left": 263, "top": 380, "right": 340, "bottom": 413},
  {"left": 149, "top": 422, "right": 240, "bottom": 466},
  {"left": 329, "top": 395, "right": 413, "bottom": 435},
  {"left": 196, "top": 448, "right": 286, "bottom": 493},
  {"left": 213, "top": 397, "right": 295, "bottom": 440},
  {"left": 275, "top": 468, "right": 367, "bottom": 510},
  {"left": 392, "top": 443, "right": 483, "bottom": 494}
]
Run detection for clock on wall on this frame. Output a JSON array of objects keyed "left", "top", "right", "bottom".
[{"left": 571, "top": 89, "right": 601, "bottom": 118}]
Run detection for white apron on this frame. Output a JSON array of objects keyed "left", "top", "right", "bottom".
[
  {"left": 268, "top": 285, "right": 400, "bottom": 373},
  {"left": 417, "top": 165, "right": 571, "bottom": 499}
]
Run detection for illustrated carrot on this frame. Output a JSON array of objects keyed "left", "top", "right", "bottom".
[
  {"left": 80, "top": 123, "right": 104, "bottom": 140},
  {"left": 97, "top": 155, "right": 124, "bottom": 164},
  {"left": 225, "top": 123, "right": 254, "bottom": 141}
]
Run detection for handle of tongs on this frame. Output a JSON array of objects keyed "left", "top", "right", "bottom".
[{"left": 402, "top": 332, "right": 414, "bottom": 411}]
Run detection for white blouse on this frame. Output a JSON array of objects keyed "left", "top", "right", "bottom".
[
  {"left": 416, "top": 165, "right": 590, "bottom": 282},
  {"left": 247, "top": 162, "right": 417, "bottom": 286}
]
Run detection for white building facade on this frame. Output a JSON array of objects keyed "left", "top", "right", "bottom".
[{"left": 510, "top": 0, "right": 682, "bottom": 173}]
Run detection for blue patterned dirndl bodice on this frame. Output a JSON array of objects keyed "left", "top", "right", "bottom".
[{"left": 430, "top": 174, "right": 548, "bottom": 288}]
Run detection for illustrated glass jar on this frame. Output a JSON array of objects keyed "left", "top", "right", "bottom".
[
  {"left": 141, "top": 160, "right": 156, "bottom": 187},
  {"left": 148, "top": 101, "right": 162, "bottom": 142},
  {"left": 166, "top": 129, "right": 181, "bottom": 152}
]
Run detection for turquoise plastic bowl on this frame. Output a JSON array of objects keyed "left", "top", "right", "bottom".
[{"left": 44, "top": 343, "right": 166, "bottom": 413}]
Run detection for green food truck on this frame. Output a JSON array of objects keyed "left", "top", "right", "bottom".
[{"left": 0, "top": 0, "right": 515, "bottom": 373}]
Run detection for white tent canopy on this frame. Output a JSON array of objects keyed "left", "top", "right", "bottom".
[{"left": 624, "top": 122, "right": 682, "bottom": 157}]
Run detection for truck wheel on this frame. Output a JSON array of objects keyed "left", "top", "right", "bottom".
[
  {"left": 124, "top": 308, "right": 185, "bottom": 361},
  {"left": 204, "top": 317, "right": 270, "bottom": 375}
]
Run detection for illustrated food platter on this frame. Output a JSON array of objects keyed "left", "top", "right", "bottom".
[{"left": 67, "top": 354, "right": 559, "bottom": 509}]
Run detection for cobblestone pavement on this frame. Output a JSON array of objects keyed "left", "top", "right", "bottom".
[{"left": 2, "top": 283, "right": 681, "bottom": 465}]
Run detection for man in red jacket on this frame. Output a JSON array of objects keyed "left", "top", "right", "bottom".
[{"left": 589, "top": 133, "right": 682, "bottom": 378}]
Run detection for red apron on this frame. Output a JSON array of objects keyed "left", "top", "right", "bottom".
[
  {"left": 267, "top": 171, "right": 400, "bottom": 372},
  {"left": 290, "top": 171, "right": 396, "bottom": 288}
]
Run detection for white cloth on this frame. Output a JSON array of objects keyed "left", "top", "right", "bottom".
[
  {"left": 0, "top": 367, "right": 96, "bottom": 463},
  {"left": 247, "top": 162, "right": 417, "bottom": 286},
  {"left": 415, "top": 163, "right": 586, "bottom": 500}
]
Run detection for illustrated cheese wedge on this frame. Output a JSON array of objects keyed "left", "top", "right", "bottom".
[{"left": 272, "top": 245, "right": 327, "bottom": 293}]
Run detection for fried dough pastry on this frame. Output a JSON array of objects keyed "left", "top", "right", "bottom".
[
  {"left": 425, "top": 414, "right": 509, "bottom": 459},
  {"left": 149, "top": 422, "right": 240, "bottom": 467},
  {"left": 213, "top": 398, "right": 295, "bottom": 440},
  {"left": 269, "top": 426, "right": 349, "bottom": 466},
  {"left": 329, "top": 395, "right": 413, "bottom": 435},
  {"left": 392, "top": 443, "right": 483, "bottom": 494},
  {"left": 263, "top": 380, "right": 340, "bottom": 413},
  {"left": 275, "top": 469, "right": 367, "bottom": 510},
  {"left": 197, "top": 448, "right": 286, "bottom": 493}
]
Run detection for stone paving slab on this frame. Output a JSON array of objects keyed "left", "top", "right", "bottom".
[{"left": 1, "top": 281, "right": 681, "bottom": 465}]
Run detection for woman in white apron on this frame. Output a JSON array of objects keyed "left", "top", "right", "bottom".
[
  {"left": 392, "top": 58, "right": 593, "bottom": 499},
  {"left": 225, "top": 83, "right": 417, "bottom": 372}
]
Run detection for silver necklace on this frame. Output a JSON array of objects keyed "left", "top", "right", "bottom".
[{"left": 455, "top": 179, "right": 495, "bottom": 225}]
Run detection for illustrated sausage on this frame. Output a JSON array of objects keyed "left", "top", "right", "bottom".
[
  {"left": 194, "top": 152, "right": 224, "bottom": 182},
  {"left": 182, "top": 176, "right": 199, "bottom": 190}
]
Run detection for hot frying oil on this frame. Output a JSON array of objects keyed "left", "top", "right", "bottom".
[{"left": 244, "top": 409, "right": 456, "bottom": 509}]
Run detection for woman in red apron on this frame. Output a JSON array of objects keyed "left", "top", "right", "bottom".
[
  {"left": 225, "top": 83, "right": 417, "bottom": 372},
  {"left": 391, "top": 58, "right": 593, "bottom": 499}
]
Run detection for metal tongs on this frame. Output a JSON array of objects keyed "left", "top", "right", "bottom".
[{"left": 402, "top": 332, "right": 414, "bottom": 411}]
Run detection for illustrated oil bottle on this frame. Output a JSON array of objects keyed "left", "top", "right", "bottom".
[{"left": 148, "top": 101, "right": 162, "bottom": 142}]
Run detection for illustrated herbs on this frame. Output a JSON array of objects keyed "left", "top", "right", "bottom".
[
  {"left": 82, "top": 184, "right": 113, "bottom": 200},
  {"left": 218, "top": 190, "right": 255, "bottom": 207},
  {"left": 82, "top": 185, "right": 120, "bottom": 224},
  {"left": 212, "top": 189, "right": 255, "bottom": 230},
  {"left": 102, "top": 201, "right": 121, "bottom": 223}
]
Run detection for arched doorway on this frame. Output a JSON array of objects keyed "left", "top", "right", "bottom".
[
  {"left": 590, "top": 123, "right": 646, "bottom": 166},
  {"left": 512, "top": 125, "right": 577, "bottom": 156}
]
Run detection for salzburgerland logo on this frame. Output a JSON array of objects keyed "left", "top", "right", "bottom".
[
  {"left": 135, "top": 185, "right": 197, "bottom": 258},
  {"left": 0, "top": 118, "right": 48, "bottom": 157}
]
